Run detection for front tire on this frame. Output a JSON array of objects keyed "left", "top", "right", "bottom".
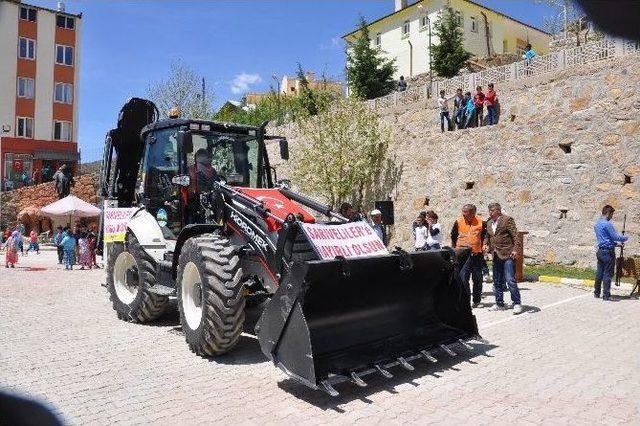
[
  {"left": 177, "top": 234, "right": 245, "bottom": 356},
  {"left": 106, "top": 234, "right": 169, "bottom": 322}
]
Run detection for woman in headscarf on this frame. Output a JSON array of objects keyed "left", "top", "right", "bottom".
[{"left": 4, "top": 231, "right": 20, "bottom": 268}]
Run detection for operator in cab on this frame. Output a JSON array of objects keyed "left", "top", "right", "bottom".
[{"left": 189, "top": 148, "right": 221, "bottom": 194}]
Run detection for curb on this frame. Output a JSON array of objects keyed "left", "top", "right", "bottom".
[{"left": 538, "top": 275, "right": 595, "bottom": 287}]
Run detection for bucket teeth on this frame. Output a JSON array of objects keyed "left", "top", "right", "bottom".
[
  {"left": 321, "top": 381, "right": 339, "bottom": 397},
  {"left": 398, "top": 357, "right": 415, "bottom": 371},
  {"left": 350, "top": 372, "right": 367, "bottom": 387},
  {"left": 375, "top": 364, "right": 393, "bottom": 378},
  {"left": 458, "top": 339, "right": 474, "bottom": 350},
  {"left": 440, "top": 344, "right": 457, "bottom": 357},
  {"left": 420, "top": 350, "right": 438, "bottom": 363}
]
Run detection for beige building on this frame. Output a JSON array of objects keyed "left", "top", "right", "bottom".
[
  {"left": 242, "top": 72, "right": 343, "bottom": 107},
  {"left": 279, "top": 72, "right": 342, "bottom": 97},
  {"left": 0, "top": 0, "right": 81, "bottom": 184},
  {"left": 343, "top": 0, "right": 551, "bottom": 79}
]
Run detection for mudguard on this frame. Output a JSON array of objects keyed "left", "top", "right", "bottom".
[
  {"left": 255, "top": 248, "right": 479, "bottom": 392},
  {"left": 127, "top": 209, "right": 169, "bottom": 262}
]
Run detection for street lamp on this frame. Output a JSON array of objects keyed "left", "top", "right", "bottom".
[
  {"left": 0, "top": 125, "right": 10, "bottom": 228},
  {"left": 418, "top": 5, "right": 433, "bottom": 97},
  {"left": 271, "top": 74, "right": 281, "bottom": 94}
]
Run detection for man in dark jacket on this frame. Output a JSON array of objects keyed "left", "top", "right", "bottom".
[{"left": 483, "top": 202, "right": 523, "bottom": 314}]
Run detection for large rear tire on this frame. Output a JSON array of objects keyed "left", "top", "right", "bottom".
[
  {"left": 106, "top": 234, "right": 169, "bottom": 322},
  {"left": 176, "top": 234, "right": 245, "bottom": 356}
]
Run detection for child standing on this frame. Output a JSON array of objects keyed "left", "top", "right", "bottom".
[
  {"left": 25, "top": 230, "right": 40, "bottom": 255},
  {"left": 413, "top": 213, "right": 429, "bottom": 251},
  {"left": 4, "top": 231, "right": 20, "bottom": 268},
  {"left": 87, "top": 228, "right": 98, "bottom": 268},
  {"left": 61, "top": 228, "right": 77, "bottom": 270},
  {"left": 425, "top": 210, "right": 443, "bottom": 250}
]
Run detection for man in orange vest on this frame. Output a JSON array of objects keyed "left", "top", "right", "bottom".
[{"left": 451, "top": 204, "right": 487, "bottom": 307}]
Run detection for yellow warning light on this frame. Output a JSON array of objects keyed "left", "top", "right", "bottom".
[{"left": 168, "top": 107, "right": 181, "bottom": 118}]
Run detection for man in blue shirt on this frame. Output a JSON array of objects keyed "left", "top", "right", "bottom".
[{"left": 593, "top": 205, "right": 629, "bottom": 300}]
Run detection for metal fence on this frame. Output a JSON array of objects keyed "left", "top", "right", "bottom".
[{"left": 366, "top": 37, "right": 639, "bottom": 110}]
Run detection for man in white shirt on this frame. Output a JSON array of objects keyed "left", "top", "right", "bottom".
[
  {"left": 369, "top": 209, "right": 387, "bottom": 246},
  {"left": 437, "top": 90, "right": 452, "bottom": 132}
]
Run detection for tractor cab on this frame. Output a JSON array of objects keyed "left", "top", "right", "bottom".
[
  {"left": 100, "top": 98, "right": 289, "bottom": 241},
  {"left": 136, "top": 119, "right": 275, "bottom": 237}
]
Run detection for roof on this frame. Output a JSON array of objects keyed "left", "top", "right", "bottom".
[
  {"left": 141, "top": 118, "right": 264, "bottom": 138},
  {"left": 342, "top": 0, "right": 549, "bottom": 39},
  {"left": 3, "top": 0, "right": 82, "bottom": 18}
]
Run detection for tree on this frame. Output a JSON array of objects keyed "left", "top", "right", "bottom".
[
  {"left": 431, "top": 7, "right": 472, "bottom": 78},
  {"left": 539, "top": 0, "right": 595, "bottom": 46},
  {"left": 345, "top": 16, "right": 396, "bottom": 100},
  {"left": 147, "top": 60, "right": 213, "bottom": 119},
  {"left": 292, "top": 97, "right": 401, "bottom": 210},
  {"left": 296, "top": 63, "right": 318, "bottom": 116}
]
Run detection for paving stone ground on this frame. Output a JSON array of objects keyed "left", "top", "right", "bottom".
[{"left": 1, "top": 249, "right": 639, "bottom": 425}]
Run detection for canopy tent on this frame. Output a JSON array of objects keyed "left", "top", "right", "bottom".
[{"left": 41, "top": 195, "right": 100, "bottom": 218}]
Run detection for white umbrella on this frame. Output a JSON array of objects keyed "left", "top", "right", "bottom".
[{"left": 41, "top": 195, "right": 100, "bottom": 218}]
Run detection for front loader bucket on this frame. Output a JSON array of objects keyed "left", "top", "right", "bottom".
[{"left": 256, "top": 248, "right": 479, "bottom": 394}]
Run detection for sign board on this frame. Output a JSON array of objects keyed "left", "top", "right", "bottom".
[
  {"left": 104, "top": 207, "right": 138, "bottom": 242},
  {"left": 301, "top": 222, "right": 388, "bottom": 260}
]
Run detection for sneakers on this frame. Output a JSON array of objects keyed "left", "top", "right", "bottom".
[
  {"left": 488, "top": 304, "right": 507, "bottom": 311},
  {"left": 594, "top": 293, "right": 600, "bottom": 299},
  {"left": 512, "top": 304, "right": 523, "bottom": 315},
  {"left": 472, "top": 302, "right": 481, "bottom": 308}
]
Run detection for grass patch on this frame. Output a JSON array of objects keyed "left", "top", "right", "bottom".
[
  {"left": 524, "top": 264, "right": 595, "bottom": 280},
  {"left": 521, "top": 263, "right": 635, "bottom": 284}
]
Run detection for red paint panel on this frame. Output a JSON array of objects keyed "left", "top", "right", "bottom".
[
  {"left": 52, "top": 102, "right": 73, "bottom": 121},
  {"left": 53, "top": 64, "right": 74, "bottom": 84},
  {"left": 55, "top": 27, "right": 75, "bottom": 46},
  {"left": 18, "top": 19, "right": 37, "bottom": 39},
  {"left": 17, "top": 59, "right": 36, "bottom": 78},
  {"left": 15, "top": 97, "right": 35, "bottom": 117}
]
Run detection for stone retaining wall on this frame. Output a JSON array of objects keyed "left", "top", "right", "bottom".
[{"left": 267, "top": 56, "right": 639, "bottom": 268}]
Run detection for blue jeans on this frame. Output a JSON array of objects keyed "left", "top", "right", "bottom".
[
  {"left": 440, "top": 111, "right": 451, "bottom": 132},
  {"left": 487, "top": 105, "right": 497, "bottom": 125},
  {"left": 455, "top": 109, "right": 465, "bottom": 128},
  {"left": 493, "top": 257, "right": 521, "bottom": 306},
  {"left": 460, "top": 253, "right": 483, "bottom": 303},
  {"left": 595, "top": 248, "right": 615, "bottom": 298}
]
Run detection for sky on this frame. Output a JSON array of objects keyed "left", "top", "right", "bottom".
[{"left": 28, "top": 0, "right": 556, "bottom": 162}]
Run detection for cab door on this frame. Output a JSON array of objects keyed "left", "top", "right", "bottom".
[{"left": 139, "top": 128, "right": 182, "bottom": 237}]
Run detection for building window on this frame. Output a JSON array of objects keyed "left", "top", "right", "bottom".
[
  {"left": 54, "top": 83, "right": 73, "bottom": 104},
  {"left": 17, "top": 117, "right": 34, "bottom": 138},
  {"left": 402, "top": 20, "right": 410, "bottom": 38},
  {"left": 54, "top": 121, "right": 72, "bottom": 141},
  {"left": 20, "top": 6, "right": 37, "bottom": 22},
  {"left": 56, "top": 15, "right": 75, "bottom": 29},
  {"left": 420, "top": 15, "right": 429, "bottom": 30},
  {"left": 55, "top": 44, "right": 74, "bottom": 66},
  {"left": 375, "top": 32, "right": 381, "bottom": 47},
  {"left": 17, "top": 77, "right": 35, "bottom": 99},
  {"left": 470, "top": 16, "right": 478, "bottom": 33},
  {"left": 18, "top": 37, "right": 36, "bottom": 60}
]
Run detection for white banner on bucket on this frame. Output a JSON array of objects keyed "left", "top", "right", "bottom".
[{"left": 301, "top": 222, "right": 388, "bottom": 260}]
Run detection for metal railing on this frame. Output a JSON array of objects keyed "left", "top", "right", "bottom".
[{"left": 366, "top": 37, "right": 639, "bottom": 110}]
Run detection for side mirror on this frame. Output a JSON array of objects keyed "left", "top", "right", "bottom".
[
  {"left": 279, "top": 138, "right": 289, "bottom": 160},
  {"left": 171, "top": 175, "right": 191, "bottom": 187},
  {"left": 177, "top": 130, "right": 193, "bottom": 154}
]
